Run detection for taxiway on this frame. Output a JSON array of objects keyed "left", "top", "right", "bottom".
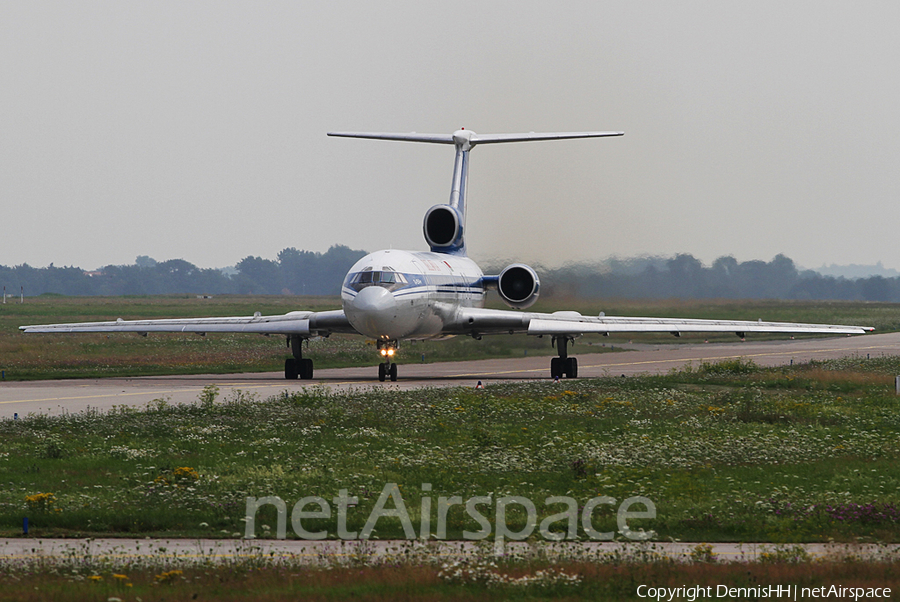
[{"left": 2, "top": 332, "right": 899, "bottom": 418}]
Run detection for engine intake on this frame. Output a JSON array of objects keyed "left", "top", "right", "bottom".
[
  {"left": 423, "top": 205, "right": 463, "bottom": 249},
  {"left": 496, "top": 263, "right": 540, "bottom": 309}
]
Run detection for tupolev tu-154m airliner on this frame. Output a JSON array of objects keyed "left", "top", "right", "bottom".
[{"left": 21, "top": 129, "right": 874, "bottom": 381}]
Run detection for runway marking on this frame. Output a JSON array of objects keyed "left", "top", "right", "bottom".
[{"left": 0, "top": 388, "right": 205, "bottom": 405}]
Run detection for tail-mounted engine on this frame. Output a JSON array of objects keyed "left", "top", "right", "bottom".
[
  {"left": 423, "top": 205, "right": 464, "bottom": 252},
  {"left": 486, "top": 263, "right": 540, "bottom": 309}
]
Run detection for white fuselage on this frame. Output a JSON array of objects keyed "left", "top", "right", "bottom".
[{"left": 341, "top": 249, "right": 485, "bottom": 341}]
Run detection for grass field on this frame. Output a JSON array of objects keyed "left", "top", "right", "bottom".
[
  {"left": 1, "top": 294, "right": 895, "bottom": 380},
  {"left": 3, "top": 356, "right": 900, "bottom": 543},
  {"left": 4, "top": 357, "right": 900, "bottom": 598}
]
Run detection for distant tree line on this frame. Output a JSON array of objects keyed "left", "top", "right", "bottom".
[
  {"left": 4, "top": 249, "right": 900, "bottom": 301},
  {"left": 539, "top": 253, "right": 900, "bottom": 301},
  {"left": 0, "top": 245, "right": 366, "bottom": 297}
]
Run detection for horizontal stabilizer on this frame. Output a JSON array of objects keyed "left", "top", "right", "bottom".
[
  {"left": 327, "top": 130, "right": 624, "bottom": 147},
  {"left": 469, "top": 131, "right": 623, "bottom": 144},
  {"left": 327, "top": 132, "right": 455, "bottom": 144}
]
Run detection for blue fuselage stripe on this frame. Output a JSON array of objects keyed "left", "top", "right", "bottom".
[{"left": 343, "top": 283, "right": 485, "bottom": 298}]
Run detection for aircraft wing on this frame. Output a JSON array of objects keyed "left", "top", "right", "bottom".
[
  {"left": 19, "top": 309, "right": 355, "bottom": 336},
  {"left": 453, "top": 307, "right": 873, "bottom": 337}
]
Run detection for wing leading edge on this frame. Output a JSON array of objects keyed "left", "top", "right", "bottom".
[
  {"left": 453, "top": 307, "right": 873, "bottom": 337},
  {"left": 19, "top": 310, "right": 353, "bottom": 336}
]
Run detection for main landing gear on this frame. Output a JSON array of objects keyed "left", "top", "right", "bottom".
[
  {"left": 550, "top": 336, "right": 578, "bottom": 379},
  {"left": 284, "top": 335, "right": 314, "bottom": 380},
  {"left": 377, "top": 340, "right": 399, "bottom": 382}
]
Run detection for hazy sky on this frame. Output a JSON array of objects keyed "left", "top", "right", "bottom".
[{"left": 2, "top": 1, "right": 899, "bottom": 271}]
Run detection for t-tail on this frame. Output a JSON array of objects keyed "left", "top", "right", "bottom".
[{"left": 327, "top": 129, "right": 624, "bottom": 256}]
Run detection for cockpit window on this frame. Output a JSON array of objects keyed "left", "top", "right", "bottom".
[{"left": 346, "top": 270, "right": 408, "bottom": 292}]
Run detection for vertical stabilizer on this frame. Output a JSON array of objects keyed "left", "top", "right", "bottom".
[{"left": 440, "top": 129, "right": 474, "bottom": 255}]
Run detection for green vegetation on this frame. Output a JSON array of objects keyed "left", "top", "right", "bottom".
[
  {"left": 1, "top": 295, "right": 894, "bottom": 380},
  {"left": 4, "top": 346, "right": 900, "bottom": 599},
  {"left": 3, "top": 357, "right": 900, "bottom": 543}
]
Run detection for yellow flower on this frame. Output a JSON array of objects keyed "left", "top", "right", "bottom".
[
  {"left": 25, "top": 492, "right": 57, "bottom": 512},
  {"left": 156, "top": 467, "right": 200, "bottom": 487},
  {"left": 155, "top": 569, "right": 184, "bottom": 583},
  {"left": 173, "top": 466, "right": 199, "bottom": 481}
]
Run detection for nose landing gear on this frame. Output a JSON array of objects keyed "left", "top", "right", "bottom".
[{"left": 377, "top": 340, "right": 399, "bottom": 382}]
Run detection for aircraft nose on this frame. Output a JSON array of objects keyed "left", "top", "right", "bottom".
[
  {"left": 346, "top": 286, "right": 399, "bottom": 338},
  {"left": 352, "top": 286, "right": 396, "bottom": 313}
]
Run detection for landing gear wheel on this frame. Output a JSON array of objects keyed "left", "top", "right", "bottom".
[
  {"left": 301, "top": 358, "right": 314, "bottom": 380},
  {"left": 378, "top": 363, "right": 387, "bottom": 382},
  {"left": 565, "top": 357, "right": 578, "bottom": 378},
  {"left": 550, "top": 357, "right": 563, "bottom": 379},
  {"left": 390, "top": 363, "right": 398, "bottom": 382},
  {"left": 285, "top": 358, "right": 299, "bottom": 380}
]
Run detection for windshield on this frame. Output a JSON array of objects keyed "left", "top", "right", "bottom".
[{"left": 346, "top": 270, "right": 408, "bottom": 292}]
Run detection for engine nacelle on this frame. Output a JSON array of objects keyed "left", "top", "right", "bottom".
[
  {"left": 495, "top": 263, "right": 541, "bottom": 309},
  {"left": 423, "top": 205, "right": 463, "bottom": 250}
]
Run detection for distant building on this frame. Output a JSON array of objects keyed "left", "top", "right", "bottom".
[{"left": 813, "top": 261, "right": 900, "bottom": 280}]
